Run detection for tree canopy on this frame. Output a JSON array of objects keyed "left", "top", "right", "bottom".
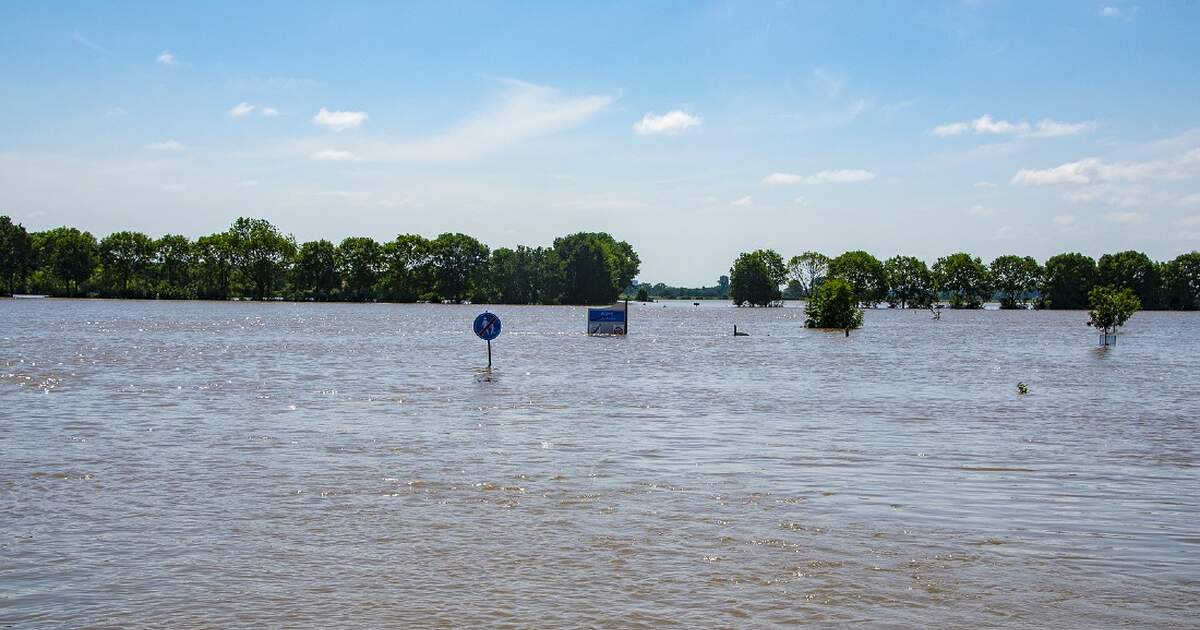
[
  {"left": 828, "top": 250, "right": 887, "bottom": 307},
  {"left": 804, "top": 277, "right": 863, "bottom": 332},
  {"left": 1039, "top": 253, "right": 1096, "bottom": 309},
  {"left": 730, "top": 249, "right": 786, "bottom": 306},
  {"left": 990, "top": 255, "right": 1041, "bottom": 309},
  {"left": 1088, "top": 286, "right": 1141, "bottom": 336}
]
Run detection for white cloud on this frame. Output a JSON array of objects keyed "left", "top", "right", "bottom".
[
  {"left": 1011, "top": 156, "right": 1186, "bottom": 185},
  {"left": 730, "top": 195, "right": 753, "bottom": 207},
  {"left": 227, "top": 102, "right": 256, "bottom": 118},
  {"left": 1061, "top": 184, "right": 1148, "bottom": 207},
  {"left": 283, "top": 79, "right": 613, "bottom": 164},
  {"left": 261, "top": 107, "right": 279, "bottom": 117},
  {"left": 994, "top": 225, "right": 1014, "bottom": 240},
  {"left": 632, "top": 110, "right": 701, "bottom": 136},
  {"left": 156, "top": 50, "right": 177, "bottom": 65},
  {"left": 144, "top": 140, "right": 185, "bottom": 151},
  {"left": 967, "top": 204, "right": 993, "bottom": 217},
  {"left": 1098, "top": 5, "right": 1137, "bottom": 21},
  {"left": 933, "top": 122, "right": 970, "bottom": 137},
  {"left": 974, "top": 181, "right": 997, "bottom": 189},
  {"left": 313, "top": 108, "right": 367, "bottom": 132},
  {"left": 793, "top": 196, "right": 808, "bottom": 206},
  {"left": 1103, "top": 211, "right": 1147, "bottom": 224},
  {"left": 309, "top": 149, "right": 360, "bottom": 162},
  {"left": 1052, "top": 215, "right": 1077, "bottom": 226},
  {"left": 762, "top": 169, "right": 875, "bottom": 185},
  {"left": 933, "top": 114, "right": 1094, "bottom": 138},
  {"left": 1032, "top": 118, "right": 1098, "bottom": 138},
  {"left": 1179, "top": 193, "right": 1200, "bottom": 206}
]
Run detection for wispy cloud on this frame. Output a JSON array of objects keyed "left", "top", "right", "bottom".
[
  {"left": 1103, "top": 211, "right": 1147, "bottom": 224},
  {"left": 309, "top": 149, "right": 361, "bottom": 162},
  {"left": 313, "top": 108, "right": 367, "bottom": 132},
  {"left": 144, "top": 140, "right": 185, "bottom": 151},
  {"left": 285, "top": 79, "right": 613, "bottom": 164},
  {"left": 1011, "top": 155, "right": 1188, "bottom": 185},
  {"left": 227, "top": 102, "right": 256, "bottom": 118},
  {"left": 261, "top": 107, "right": 280, "bottom": 117},
  {"left": 633, "top": 110, "right": 701, "bottom": 135},
  {"left": 812, "top": 67, "right": 845, "bottom": 98},
  {"left": 156, "top": 50, "right": 177, "bottom": 65},
  {"left": 1098, "top": 5, "right": 1138, "bottom": 22},
  {"left": 730, "top": 195, "right": 753, "bottom": 207},
  {"left": 967, "top": 204, "right": 993, "bottom": 217},
  {"left": 72, "top": 30, "right": 108, "bottom": 54},
  {"left": 762, "top": 169, "right": 875, "bottom": 185},
  {"left": 933, "top": 114, "right": 1095, "bottom": 138}
]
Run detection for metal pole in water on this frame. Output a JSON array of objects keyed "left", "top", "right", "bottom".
[{"left": 487, "top": 339, "right": 492, "bottom": 369}]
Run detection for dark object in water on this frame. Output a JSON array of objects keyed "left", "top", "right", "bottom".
[
  {"left": 693, "top": 302, "right": 700, "bottom": 306},
  {"left": 1017, "top": 382, "right": 1029, "bottom": 395},
  {"left": 733, "top": 325, "right": 749, "bottom": 337}
]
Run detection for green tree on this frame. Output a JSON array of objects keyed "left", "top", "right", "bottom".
[
  {"left": 430, "top": 232, "right": 489, "bottom": 303},
  {"left": 729, "top": 249, "right": 786, "bottom": 307},
  {"left": 1038, "top": 252, "right": 1096, "bottom": 309},
  {"left": 786, "top": 251, "right": 829, "bottom": 298},
  {"left": 828, "top": 250, "right": 887, "bottom": 307},
  {"left": 228, "top": 217, "right": 296, "bottom": 299},
  {"left": 553, "top": 232, "right": 640, "bottom": 305},
  {"left": 337, "top": 236, "right": 383, "bottom": 301},
  {"left": 0, "top": 215, "right": 34, "bottom": 295},
  {"left": 98, "top": 231, "right": 155, "bottom": 297},
  {"left": 1097, "top": 250, "right": 1162, "bottom": 310},
  {"left": 990, "top": 255, "right": 1041, "bottom": 309},
  {"left": 804, "top": 277, "right": 863, "bottom": 334},
  {"left": 1163, "top": 252, "right": 1200, "bottom": 310},
  {"left": 291, "top": 240, "right": 340, "bottom": 301},
  {"left": 154, "top": 234, "right": 194, "bottom": 299},
  {"left": 32, "top": 227, "right": 98, "bottom": 296},
  {"left": 193, "top": 233, "right": 236, "bottom": 300},
  {"left": 932, "top": 252, "right": 991, "bottom": 309},
  {"left": 883, "top": 255, "right": 934, "bottom": 308},
  {"left": 379, "top": 234, "right": 433, "bottom": 302},
  {"left": 1088, "top": 285, "right": 1141, "bottom": 341}
]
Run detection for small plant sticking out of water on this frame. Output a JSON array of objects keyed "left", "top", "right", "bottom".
[
  {"left": 1087, "top": 286, "right": 1141, "bottom": 346},
  {"left": 1017, "top": 382, "right": 1029, "bottom": 395}
]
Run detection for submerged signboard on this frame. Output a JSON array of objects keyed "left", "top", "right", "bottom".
[{"left": 587, "top": 302, "right": 627, "bottom": 335}]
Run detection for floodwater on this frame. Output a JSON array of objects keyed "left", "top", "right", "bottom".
[{"left": 2, "top": 298, "right": 1197, "bottom": 628}]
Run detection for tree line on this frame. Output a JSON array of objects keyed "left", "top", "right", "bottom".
[
  {"left": 729, "top": 248, "right": 1200, "bottom": 310},
  {"left": 0, "top": 216, "right": 640, "bottom": 305}
]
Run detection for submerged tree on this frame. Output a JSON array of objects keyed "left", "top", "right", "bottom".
[
  {"left": 828, "top": 250, "right": 887, "bottom": 308},
  {"left": 804, "top": 277, "right": 863, "bottom": 335},
  {"left": 98, "top": 230, "right": 155, "bottom": 297},
  {"left": 932, "top": 252, "right": 991, "bottom": 309},
  {"left": 228, "top": 217, "right": 296, "bottom": 300},
  {"left": 155, "top": 234, "right": 194, "bottom": 299},
  {"left": 1163, "top": 252, "right": 1200, "bottom": 310},
  {"left": 1038, "top": 252, "right": 1096, "bottom": 309},
  {"left": 32, "top": 227, "right": 98, "bottom": 296},
  {"left": 1097, "top": 250, "right": 1162, "bottom": 310},
  {"left": 883, "top": 255, "right": 934, "bottom": 308},
  {"left": 990, "top": 255, "right": 1041, "bottom": 309},
  {"left": 337, "top": 236, "right": 384, "bottom": 301},
  {"left": 292, "top": 239, "right": 340, "bottom": 301},
  {"left": 787, "top": 251, "right": 829, "bottom": 298},
  {"left": 730, "top": 249, "right": 786, "bottom": 306},
  {"left": 0, "top": 215, "right": 34, "bottom": 295},
  {"left": 1087, "top": 285, "right": 1141, "bottom": 344},
  {"left": 554, "top": 232, "right": 639, "bottom": 305}
]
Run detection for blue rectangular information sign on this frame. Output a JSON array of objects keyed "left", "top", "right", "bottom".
[{"left": 587, "top": 304, "right": 627, "bottom": 335}]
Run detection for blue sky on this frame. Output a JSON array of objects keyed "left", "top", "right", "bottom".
[{"left": 2, "top": 1, "right": 1198, "bottom": 285}]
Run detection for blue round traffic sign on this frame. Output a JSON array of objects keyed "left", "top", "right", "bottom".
[{"left": 473, "top": 312, "right": 502, "bottom": 341}]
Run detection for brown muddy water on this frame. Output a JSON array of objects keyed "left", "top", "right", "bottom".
[{"left": 1, "top": 299, "right": 1197, "bottom": 627}]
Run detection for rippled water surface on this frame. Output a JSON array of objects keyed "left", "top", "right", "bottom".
[{"left": 2, "top": 298, "right": 1198, "bottom": 627}]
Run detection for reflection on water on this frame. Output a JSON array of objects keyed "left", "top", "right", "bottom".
[{"left": 1, "top": 299, "right": 1198, "bottom": 627}]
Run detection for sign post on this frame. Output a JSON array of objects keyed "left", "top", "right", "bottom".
[
  {"left": 587, "top": 301, "right": 628, "bottom": 336},
  {"left": 473, "top": 312, "right": 502, "bottom": 368}
]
